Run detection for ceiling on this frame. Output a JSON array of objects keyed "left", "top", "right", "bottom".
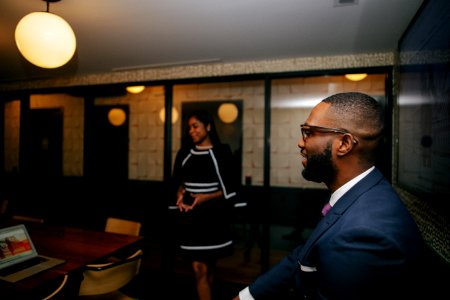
[{"left": 0, "top": 0, "right": 424, "bottom": 84}]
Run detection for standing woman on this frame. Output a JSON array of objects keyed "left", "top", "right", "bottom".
[{"left": 171, "top": 109, "right": 237, "bottom": 300}]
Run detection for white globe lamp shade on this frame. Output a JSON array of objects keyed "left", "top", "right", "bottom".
[
  {"left": 15, "top": 11, "right": 76, "bottom": 69},
  {"left": 218, "top": 103, "right": 238, "bottom": 123},
  {"left": 159, "top": 107, "right": 179, "bottom": 124},
  {"left": 108, "top": 108, "right": 127, "bottom": 126}
]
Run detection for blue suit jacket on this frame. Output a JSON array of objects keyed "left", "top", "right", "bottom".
[{"left": 249, "top": 168, "right": 425, "bottom": 300}]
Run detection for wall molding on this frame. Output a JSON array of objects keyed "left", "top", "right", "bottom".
[{"left": 0, "top": 52, "right": 393, "bottom": 92}]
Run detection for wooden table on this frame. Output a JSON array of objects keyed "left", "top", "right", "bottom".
[{"left": 0, "top": 223, "right": 144, "bottom": 299}]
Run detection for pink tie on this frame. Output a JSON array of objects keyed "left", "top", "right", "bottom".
[{"left": 321, "top": 203, "right": 332, "bottom": 216}]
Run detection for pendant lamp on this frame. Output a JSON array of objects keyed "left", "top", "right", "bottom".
[
  {"left": 126, "top": 86, "right": 146, "bottom": 94},
  {"left": 15, "top": 0, "right": 76, "bottom": 69},
  {"left": 345, "top": 73, "right": 368, "bottom": 81}
]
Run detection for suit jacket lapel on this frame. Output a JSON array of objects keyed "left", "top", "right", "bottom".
[{"left": 298, "top": 168, "right": 384, "bottom": 266}]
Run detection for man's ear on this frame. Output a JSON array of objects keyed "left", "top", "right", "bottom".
[
  {"left": 207, "top": 124, "right": 211, "bottom": 132},
  {"left": 336, "top": 134, "right": 354, "bottom": 157}
]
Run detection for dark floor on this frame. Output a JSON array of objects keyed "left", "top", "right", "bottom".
[
  {"left": 126, "top": 271, "right": 246, "bottom": 300},
  {"left": 122, "top": 225, "right": 299, "bottom": 300},
  {"left": 127, "top": 244, "right": 265, "bottom": 300}
]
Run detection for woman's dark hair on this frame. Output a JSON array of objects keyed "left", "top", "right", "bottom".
[{"left": 182, "top": 109, "right": 221, "bottom": 147}]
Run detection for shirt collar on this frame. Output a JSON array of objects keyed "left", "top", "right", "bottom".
[{"left": 329, "top": 166, "right": 375, "bottom": 207}]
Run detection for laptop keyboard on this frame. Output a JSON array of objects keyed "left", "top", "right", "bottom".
[{"left": 0, "top": 256, "right": 48, "bottom": 277}]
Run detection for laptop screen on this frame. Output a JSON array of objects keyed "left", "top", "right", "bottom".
[{"left": 0, "top": 224, "right": 38, "bottom": 270}]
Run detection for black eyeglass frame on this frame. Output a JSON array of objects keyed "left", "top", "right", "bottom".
[{"left": 300, "top": 124, "right": 358, "bottom": 143}]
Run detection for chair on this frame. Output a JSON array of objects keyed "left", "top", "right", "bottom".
[
  {"left": 41, "top": 274, "right": 69, "bottom": 300},
  {"left": 78, "top": 249, "right": 143, "bottom": 299},
  {"left": 78, "top": 217, "right": 143, "bottom": 299},
  {"left": 105, "top": 217, "right": 141, "bottom": 236}
]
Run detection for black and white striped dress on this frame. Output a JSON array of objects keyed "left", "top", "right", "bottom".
[{"left": 171, "top": 144, "right": 237, "bottom": 262}]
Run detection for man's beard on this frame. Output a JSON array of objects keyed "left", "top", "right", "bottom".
[{"left": 301, "top": 144, "right": 335, "bottom": 184}]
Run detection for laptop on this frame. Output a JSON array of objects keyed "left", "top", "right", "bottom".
[{"left": 0, "top": 224, "right": 65, "bottom": 283}]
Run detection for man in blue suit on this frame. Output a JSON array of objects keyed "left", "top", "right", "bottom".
[{"left": 234, "top": 92, "right": 425, "bottom": 300}]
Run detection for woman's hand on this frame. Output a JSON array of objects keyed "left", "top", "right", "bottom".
[
  {"left": 176, "top": 187, "right": 201, "bottom": 212},
  {"left": 177, "top": 193, "right": 201, "bottom": 212},
  {"left": 176, "top": 187, "right": 187, "bottom": 211},
  {"left": 178, "top": 190, "right": 223, "bottom": 212}
]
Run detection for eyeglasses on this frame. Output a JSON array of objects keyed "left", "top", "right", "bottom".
[{"left": 300, "top": 124, "right": 358, "bottom": 143}]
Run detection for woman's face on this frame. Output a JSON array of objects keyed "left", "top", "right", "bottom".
[{"left": 188, "top": 116, "right": 211, "bottom": 146}]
